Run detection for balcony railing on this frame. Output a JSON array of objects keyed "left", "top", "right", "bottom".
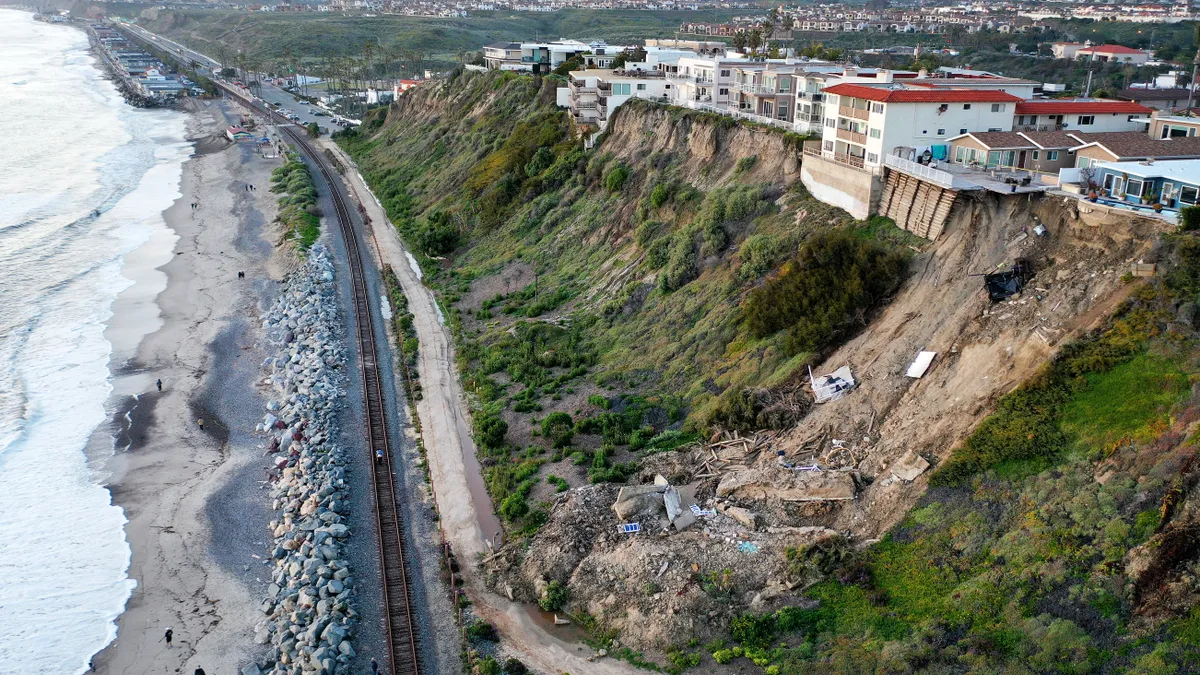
[
  {"left": 797, "top": 112, "right": 824, "bottom": 123},
  {"left": 569, "top": 80, "right": 598, "bottom": 94},
  {"left": 571, "top": 100, "right": 597, "bottom": 110},
  {"left": 1017, "top": 123, "right": 1066, "bottom": 132},
  {"left": 666, "top": 72, "right": 715, "bottom": 85},
  {"left": 839, "top": 105, "right": 870, "bottom": 120},
  {"left": 834, "top": 152, "right": 867, "bottom": 168},
  {"left": 836, "top": 128, "right": 867, "bottom": 144}
]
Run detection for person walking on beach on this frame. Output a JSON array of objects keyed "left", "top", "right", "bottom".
[
  {"left": 197, "top": 418, "right": 205, "bottom": 431},
  {"left": 162, "top": 627, "right": 173, "bottom": 646},
  {"left": 370, "top": 658, "right": 379, "bottom": 674},
  {"left": 156, "top": 378, "right": 162, "bottom": 392}
]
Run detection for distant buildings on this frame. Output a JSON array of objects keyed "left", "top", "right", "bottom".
[{"left": 1074, "top": 44, "right": 1150, "bottom": 65}]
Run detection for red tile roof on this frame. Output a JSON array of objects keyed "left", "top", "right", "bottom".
[
  {"left": 1077, "top": 44, "right": 1147, "bottom": 55},
  {"left": 822, "top": 83, "right": 1023, "bottom": 104},
  {"left": 1014, "top": 100, "right": 1152, "bottom": 115}
]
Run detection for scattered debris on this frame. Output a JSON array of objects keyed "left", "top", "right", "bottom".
[
  {"left": 737, "top": 541, "right": 760, "bottom": 554},
  {"left": 984, "top": 259, "right": 1034, "bottom": 302},
  {"left": 611, "top": 475, "right": 697, "bottom": 532},
  {"left": 810, "top": 365, "right": 857, "bottom": 403},
  {"left": 716, "top": 467, "right": 857, "bottom": 502},
  {"left": 890, "top": 450, "right": 931, "bottom": 482},
  {"left": 1132, "top": 262, "right": 1157, "bottom": 277},
  {"left": 619, "top": 523, "right": 641, "bottom": 534},
  {"left": 554, "top": 614, "right": 571, "bottom": 625},
  {"left": 721, "top": 505, "right": 759, "bottom": 530},
  {"left": 906, "top": 351, "right": 937, "bottom": 378}
]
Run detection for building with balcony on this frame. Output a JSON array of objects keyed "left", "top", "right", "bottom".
[
  {"left": 1012, "top": 100, "right": 1152, "bottom": 133},
  {"left": 666, "top": 56, "right": 746, "bottom": 108},
  {"left": 557, "top": 69, "right": 671, "bottom": 129},
  {"left": 818, "top": 82, "right": 1023, "bottom": 171},
  {"left": 728, "top": 64, "right": 798, "bottom": 127},
  {"left": 483, "top": 40, "right": 624, "bottom": 74}
]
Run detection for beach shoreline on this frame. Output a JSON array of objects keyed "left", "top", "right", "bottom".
[{"left": 93, "top": 96, "right": 290, "bottom": 675}]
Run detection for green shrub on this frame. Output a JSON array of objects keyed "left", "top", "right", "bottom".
[
  {"left": 738, "top": 234, "right": 783, "bottom": 280},
  {"left": 1181, "top": 205, "right": 1200, "bottom": 232},
  {"left": 475, "top": 415, "right": 508, "bottom": 450},
  {"left": 604, "top": 163, "right": 631, "bottom": 192},
  {"left": 499, "top": 493, "right": 529, "bottom": 521},
  {"left": 541, "top": 412, "right": 575, "bottom": 447},
  {"left": 744, "top": 229, "right": 908, "bottom": 354},
  {"left": 712, "top": 649, "right": 735, "bottom": 664},
  {"left": 730, "top": 613, "right": 777, "bottom": 649},
  {"left": 538, "top": 580, "right": 570, "bottom": 611},
  {"left": 466, "top": 620, "right": 499, "bottom": 641},
  {"left": 735, "top": 155, "right": 758, "bottom": 174},
  {"left": 587, "top": 394, "right": 610, "bottom": 409},
  {"left": 476, "top": 657, "right": 501, "bottom": 675},
  {"left": 418, "top": 210, "right": 459, "bottom": 255},
  {"left": 650, "top": 182, "right": 672, "bottom": 208},
  {"left": 502, "top": 658, "right": 528, "bottom": 675},
  {"left": 660, "top": 230, "right": 698, "bottom": 291}
]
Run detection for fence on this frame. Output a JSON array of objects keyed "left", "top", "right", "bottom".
[{"left": 883, "top": 154, "right": 958, "bottom": 189}]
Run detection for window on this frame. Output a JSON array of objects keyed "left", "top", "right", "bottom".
[
  {"left": 921, "top": 129, "right": 929, "bottom": 135},
  {"left": 825, "top": 117, "right": 835, "bottom": 128},
  {"left": 988, "top": 128, "right": 1003, "bottom": 132},
  {"left": 937, "top": 128, "right": 945, "bottom": 136},
  {"left": 1047, "top": 150, "right": 1059, "bottom": 161},
  {"left": 763, "top": 102, "right": 774, "bottom": 115},
  {"left": 1125, "top": 178, "right": 1145, "bottom": 199},
  {"left": 720, "top": 69, "right": 730, "bottom": 77},
  {"left": 719, "top": 88, "right": 729, "bottom": 96},
  {"left": 1078, "top": 115, "right": 1095, "bottom": 126},
  {"left": 612, "top": 83, "right": 631, "bottom": 95},
  {"left": 1181, "top": 185, "right": 1199, "bottom": 204},
  {"left": 960, "top": 128, "right": 968, "bottom": 134},
  {"left": 1163, "top": 182, "right": 1175, "bottom": 200},
  {"left": 869, "top": 127, "right": 881, "bottom": 139},
  {"left": 1127, "top": 115, "right": 1137, "bottom": 122},
  {"left": 824, "top": 140, "right": 834, "bottom": 151},
  {"left": 1032, "top": 150, "right": 1040, "bottom": 160},
  {"left": 636, "top": 83, "right": 646, "bottom": 91},
  {"left": 955, "top": 145, "right": 966, "bottom": 162},
  {"left": 991, "top": 103, "right": 1006, "bottom": 112},
  {"left": 1077, "top": 156, "right": 1092, "bottom": 169},
  {"left": 987, "top": 150, "right": 1001, "bottom": 167},
  {"left": 867, "top": 152, "right": 879, "bottom": 163},
  {"left": 871, "top": 102, "right": 884, "bottom": 113},
  {"left": 963, "top": 103, "right": 972, "bottom": 110}
]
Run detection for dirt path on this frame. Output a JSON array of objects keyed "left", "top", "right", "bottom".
[{"left": 321, "top": 140, "right": 638, "bottom": 675}]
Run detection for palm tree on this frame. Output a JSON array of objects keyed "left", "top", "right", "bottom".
[
  {"left": 748, "top": 28, "right": 763, "bottom": 57},
  {"left": 732, "top": 31, "right": 748, "bottom": 54}
]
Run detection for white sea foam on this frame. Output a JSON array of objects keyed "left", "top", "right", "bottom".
[{"left": 0, "top": 10, "right": 190, "bottom": 673}]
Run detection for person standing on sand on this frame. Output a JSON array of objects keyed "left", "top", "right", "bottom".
[
  {"left": 197, "top": 419, "right": 204, "bottom": 431},
  {"left": 163, "top": 627, "right": 173, "bottom": 646},
  {"left": 156, "top": 378, "right": 162, "bottom": 392},
  {"left": 370, "top": 657, "right": 379, "bottom": 674}
]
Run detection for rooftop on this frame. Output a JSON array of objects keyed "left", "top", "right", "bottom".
[
  {"left": 1116, "top": 88, "right": 1194, "bottom": 101},
  {"left": 1014, "top": 99, "right": 1152, "bottom": 115},
  {"left": 1077, "top": 44, "right": 1148, "bottom": 55},
  {"left": 822, "top": 82, "right": 1023, "bottom": 104},
  {"left": 1093, "top": 158, "right": 1200, "bottom": 182},
  {"left": 1072, "top": 132, "right": 1200, "bottom": 159}
]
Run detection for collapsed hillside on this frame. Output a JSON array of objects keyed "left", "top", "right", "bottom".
[{"left": 339, "top": 70, "right": 1200, "bottom": 673}]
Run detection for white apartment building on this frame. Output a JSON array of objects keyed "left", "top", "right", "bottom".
[
  {"left": 483, "top": 40, "right": 629, "bottom": 74},
  {"left": 666, "top": 56, "right": 745, "bottom": 109},
  {"left": 558, "top": 69, "right": 671, "bottom": 128},
  {"left": 1013, "top": 100, "right": 1152, "bottom": 133},
  {"left": 819, "top": 82, "right": 1022, "bottom": 170}
]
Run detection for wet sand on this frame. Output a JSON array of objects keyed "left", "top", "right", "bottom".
[{"left": 93, "top": 97, "right": 289, "bottom": 675}]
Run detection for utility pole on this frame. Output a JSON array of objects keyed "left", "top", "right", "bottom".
[
  {"left": 1188, "top": 50, "right": 1200, "bottom": 116},
  {"left": 1084, "top": 68, "right": 1093, "bottom": 98}
]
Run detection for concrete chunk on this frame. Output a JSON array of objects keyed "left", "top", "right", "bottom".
[
  {"left": 716, "top": 468, "right": 856, "bottom": 502},
  {"left": 891, "top": 450, "right": 931, "bottom": 482}
]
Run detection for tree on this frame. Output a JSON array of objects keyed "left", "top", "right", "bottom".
[
  {"left": 475, "top": 415, "right": 508, "bottom": 450},
  {"left": 732, "top": 31, "right": 748, "bottom": 54},
  {"left": 306, "top": 122, "right": 320, "bottom": 138}
]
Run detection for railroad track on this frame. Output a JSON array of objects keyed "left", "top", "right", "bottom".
[{"left": 220, "top": 84, "right": 423, "bottom": 675}]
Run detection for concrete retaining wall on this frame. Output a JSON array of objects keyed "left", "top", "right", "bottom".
[{"left": 800, "top": 154, "right": 882, "bottom": 220}]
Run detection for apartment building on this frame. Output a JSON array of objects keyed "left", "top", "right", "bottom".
[
  {"left": 729, "top": 64, "right": 798, "bottom": 125},
  {"left": 559, "top": 69, "right": 671, "bottom": 127},
  {"left": 483, "top": 40, "right": 628, "bottom": 74},
  {"left": 666, "top": 56, "right": 744, "bottom": 109},
  {"left": 1012, "top": 100, "right": 1152, "bottom": 133},
  {"left": 819, "top": 82, "right": 1022, "bottom": 170}
]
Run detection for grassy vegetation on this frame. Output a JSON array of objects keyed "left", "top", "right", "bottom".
[
  {"left": 270, "top": 152, "right": 321, "bottom": 249},
  {"left": 708, "top": 237, "right": 1200, "bottom": 673},
  {"left": 133, "top": 8, "right": 741, "bottom": 68}
]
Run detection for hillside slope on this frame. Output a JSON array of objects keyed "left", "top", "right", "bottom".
[{"left": 339, "top": 70, "right": 1200, "bottom": 673}]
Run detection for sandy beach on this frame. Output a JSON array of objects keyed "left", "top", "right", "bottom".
[{"left": 94, "top": 97, "right": 289, "bottom": 675}]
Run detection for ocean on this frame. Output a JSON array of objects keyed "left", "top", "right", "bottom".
[{"left": 0, "top": 10, "right": 191, "bottom": 673}]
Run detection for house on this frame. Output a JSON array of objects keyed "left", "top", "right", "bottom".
[
  {"left": 947, "top": 130, "right": 1081, "bottom": 174},
  {"left": 1074, "top": 44, "right": 1149, "bottom": 65},
  {"left": 729, "top": 63, "right": 797, "bottom": 126},
  {"left": 1051, "top": 42, "right": 1086, "bottom": 59},
  {"left": 1146, "top": 112, "right": 1200, "bottom": 139},
  {"left": 559, "top": 69, "right": 671, "bottom": 128},
  {"left": 667, "top": 56, "right": 745, "bottom": 109},
  {"left": 819, "top": 81, "right": 1022, "bottom": 171},
  {"left": 482, "top": 40, "right": 617, "bottom": 74},
  {"left": 1071, "top": 132, "right": 1200, "bottom": 168},
  {"left": 226, "top": 126, "right": 254, "bottom": 141},
  {"left": 1012, "top": 100, "right": 1151, "bottom": 133},
  {"left": 1116, "top": 88, "right": 1194, "bottom": 111},
  {"left": 1091, "top": 159, "right": 1200, "bottom": 210}
]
